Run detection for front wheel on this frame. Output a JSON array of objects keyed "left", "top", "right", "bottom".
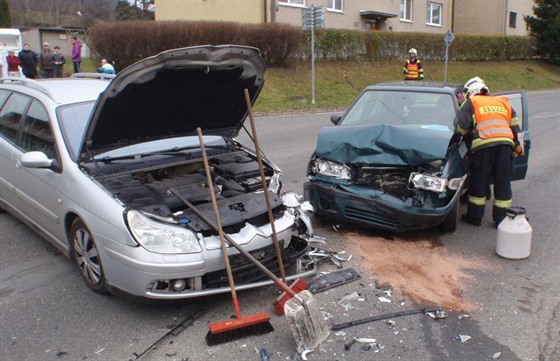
[{"left": 70, "top": 218, "right": 108, "bottom": 294}]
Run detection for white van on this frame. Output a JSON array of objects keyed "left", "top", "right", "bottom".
[{"left": 0, "top": 28, "right": 23, "bottom": 77}]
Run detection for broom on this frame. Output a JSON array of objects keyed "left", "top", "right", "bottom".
[
  {"left": 243, "top": 88, "right": 308, "bottom": 315},
  {"left": 195, "top": 127, "right": 273, "bottom": 346}
]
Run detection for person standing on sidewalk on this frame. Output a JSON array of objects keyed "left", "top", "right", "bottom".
[
  {"left": 455, "top": 77, "right": 522, "bottom": 228},
  {"left": 71, "top": 37, "right": 82, "bottom": 73},
  {"left": 6, "top": 50, "right": 22, "bottom": 77},
  {"left": 18, "top": 43, "right": 38, "bottom": 79},
  {"left": 39, "top": 42, "right": 55, "bottom": 78},
  {"left": 52, "top": 46, "right": 66, "bottom": 78},
  {"left": 403, "top": 48, "right": 424, "bottom": 81}
]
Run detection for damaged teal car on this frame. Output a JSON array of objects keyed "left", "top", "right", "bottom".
[{"left": 304, "top": 82, "right": 530, "bottom": 232}]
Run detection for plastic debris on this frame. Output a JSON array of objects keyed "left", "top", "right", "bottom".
[
  {"left": 387, "top": 320, "right": 396, "bottom": 327},
  {"left": 301, "top": 349, "right": 313, "bottom": 360},
  {"left": 334, "top": 331, "right": 346, "bottom": 337},
  {"left": 455, "top": 335, "right": 471, "bottom": 343},
  {"left": 492, "top": 352, "right": 502, "bottom": 359},
  {"left": 309, "top": 268, "right": 361, "bottom": 294},
  {"left": 337, "top": 291, "right": 361, "bottom": 310},
  {"left": 427, "top": 310, "right": 449, "bottom": 319},
  {"left": 458, "top": 314, "right": 471, "bottom": 319},
  {"left": 355, "top": 338, "right": 377, "bottom": 344},
  {"left": 259, "top": 348, "right": 270, "bottom": 361},
  {"left": 344, "top": 338, "right": 357, "bottom": 350},
  {"left": 378, "top": 296, "right": 392, "bottom": 303}
]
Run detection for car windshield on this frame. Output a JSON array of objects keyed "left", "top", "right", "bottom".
[
  {"left": 57, "top": 102, "right": 228, "bottom": 162},
  {"left": 341, "top": 90, "right": 456, "bottom": 130}
]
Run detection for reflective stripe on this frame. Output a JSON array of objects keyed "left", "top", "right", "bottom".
[
  {"left": 472, "top": 136, "right": 514, "bottom": 149},
  {"left": 405, "top": 61, "right": 420, "bottom": 80},
  {"left": 493, "top": 198, "right": 512, "bottom": 209},
  {"left": 471, "top": 96, "right": 514, "bottom": 151},
  {"left": 468, "top": 195, "right": 486, "bottom": 206}
]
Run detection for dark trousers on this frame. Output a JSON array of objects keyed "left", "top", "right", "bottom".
[
  {"left": 467, "top": 144, "right": 513, "bottom": 223},
  {"left": 53, "top": 66, "right": 63, "bottom": 78},
  {"left": 73, "top": 61, "right": 81, "bottom": 73}
]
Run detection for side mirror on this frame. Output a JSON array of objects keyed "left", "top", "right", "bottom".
[
  {"left": 20, "top": 151, "right": 54, "bottom": 169},
  {"left": 330, "top": 114, "right": 342, "bottom": 125}
]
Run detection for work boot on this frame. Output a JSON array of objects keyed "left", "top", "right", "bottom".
[{"left": 461, "top": 214, "right": 481, "bottom": 226}]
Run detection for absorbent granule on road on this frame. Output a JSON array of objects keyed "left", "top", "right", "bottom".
[{"left": 344, "top": 232, "right": 489, "bottom": 312}]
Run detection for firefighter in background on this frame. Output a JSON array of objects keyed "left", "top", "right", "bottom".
[
  {"left": 403, "top": 48, "right": 424, "bottom": 81},
  {"left": 456, "top": 77, "right": 523, "bottom": 228}
]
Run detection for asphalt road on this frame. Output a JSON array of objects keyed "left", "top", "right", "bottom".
[{"left": 1, "top": 89, "right": 558, "bottom": 361}]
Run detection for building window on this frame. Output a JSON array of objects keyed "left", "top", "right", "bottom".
[
  {"left": 279, "top": 0, "right": 306, "bottom": 6},
  {"left": 400, "top": 0, "right": 412, "bottom": 21},
  {"left": 509, "top": 12, "right": 517, "bottom": 28},
  {"left": 327, "top": 0, "right": 343, "bottom": 11},
  {"left": 426, "top": 2, "right": 441, "bottom": 26}
]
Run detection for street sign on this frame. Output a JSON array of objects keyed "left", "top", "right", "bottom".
[
  {"left": 444, "top": 29, "right": 455, "bottom": 45},
  {"left": 302, "top": 6, "right": 325, "bottom": 30},
  {"left": 443, "top": 29, "right": 455, "bottom": 83}
]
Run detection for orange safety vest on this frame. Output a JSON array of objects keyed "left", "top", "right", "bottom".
[
  {"left": 470, "top": 95, "right": 514, "bottom": 150},
  {"left": 404, "top": 60, "right": 421, "bottom": 80}
]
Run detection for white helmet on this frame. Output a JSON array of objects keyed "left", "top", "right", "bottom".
[
  {"left": 409, "top": 48, "right": 417, "bottom": 56},
  {"left": 463, "top": 76, "right": 489, "bottom": 97}
]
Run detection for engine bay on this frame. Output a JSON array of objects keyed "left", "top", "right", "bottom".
[{"left": 83, "top": 149, "right": 285, "bottom": 234}]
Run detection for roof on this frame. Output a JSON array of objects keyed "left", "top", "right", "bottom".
[{"left": 359, "top": 10, "right": 398, "bottom": 19}]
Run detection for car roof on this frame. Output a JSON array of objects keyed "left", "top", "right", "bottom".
[
  {"left": 0, "top": 76, "right": 112, "bottom": 105},
  {"left": 369, "top": 81, "right": 463, "bottom": 93}
]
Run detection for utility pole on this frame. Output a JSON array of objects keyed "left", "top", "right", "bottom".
[{"left": 302, "top": 6, "right": 325, "bottom": 105}]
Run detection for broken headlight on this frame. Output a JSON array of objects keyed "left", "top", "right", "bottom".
[
  {"left": 126, "top": 210, "right": 202, "bottom": 254},
  {"left": 311, "top": 159, "right": 351, "bottom": 180},
  {"left": 409, "top": 173, "right": 447, "bottom": 193}
]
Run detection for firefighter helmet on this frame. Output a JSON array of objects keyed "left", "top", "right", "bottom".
[
  {"left": 409, "top": 48, "right": 417, "bottom": 56},
  {"left": 463, "top": 76, "right": 489, "bottom": 97}
]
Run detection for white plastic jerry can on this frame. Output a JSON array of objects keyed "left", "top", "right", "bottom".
[{"left": 496, "top": 207, "right": 532, "bottom": 259}]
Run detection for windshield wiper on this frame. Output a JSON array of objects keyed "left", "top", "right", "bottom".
[
  {"left": 140, "top": 144, "right": 229, "bottom": 157},
  {"left": 94, "top": 155, "right": 137, "bottom": 163}
]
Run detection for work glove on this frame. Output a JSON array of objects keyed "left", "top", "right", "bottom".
[{"left": 513, "top": 144, "right": 524, "bottom": 157}]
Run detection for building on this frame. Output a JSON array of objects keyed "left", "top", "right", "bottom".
[
  {"left": 155, "top": 0, "right": 534, "bottom": 36},
  {"left": 155, "top": 0, "right": 454, "bottom": 34},
  {"left": 453, "top": 0, "right": 533, "bottom": 36}
]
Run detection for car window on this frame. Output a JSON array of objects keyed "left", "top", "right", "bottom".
[
  {"left": 0, "top": 92, "right": 30, "bottom": 144},
  {"left": 57, "top": 101, "right": 95, "bottom": 161},
  {"left": 20, "top": 100, "right": 56, "bottom": 158},
  {"left": 0, "top": 89, "right": 10, "bottom": 108},
  {"left": 341, "top": 90, "right": 456, "bottom": 130}
]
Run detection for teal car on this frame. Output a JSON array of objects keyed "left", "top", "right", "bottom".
[{"left": 304, "top": 82, "right": 530, "bottom": 232}]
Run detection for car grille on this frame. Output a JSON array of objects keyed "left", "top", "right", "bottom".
[
  {"left": 204, "top": 236, "right": 308, "bottom": 288},
  {"left": 344, "top": 205, "right": 399, "bottom": 229}
]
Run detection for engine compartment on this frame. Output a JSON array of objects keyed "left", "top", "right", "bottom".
[{"left": 84, "top": 149, "right": 284, "bottom": 234}]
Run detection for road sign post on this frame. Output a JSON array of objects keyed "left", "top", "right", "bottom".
[
  {"left": 302, "top": 6, "right": 325, "bottom": 105},
  {"left": 443, "top": 29, "right": 455, "bottom": 83}
]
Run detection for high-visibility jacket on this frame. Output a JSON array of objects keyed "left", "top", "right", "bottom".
[
  {"left": 468, "top": 95, "right": 517, "bottom": 150},
  {"left": 403, "top": 60, "right": 423, "bottom": 80}
]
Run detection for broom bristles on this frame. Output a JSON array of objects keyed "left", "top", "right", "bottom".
[{"left": 206, "top": 312, "right": 273, "bottom": 346}]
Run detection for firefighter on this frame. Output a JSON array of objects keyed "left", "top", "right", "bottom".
[
  {"left": 403, "top": 48, "right": 424, "bottom": 81},
  {"left": 456, "top": 77, "right": 522, "bottom": 228}
]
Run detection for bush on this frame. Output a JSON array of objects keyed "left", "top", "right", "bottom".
[{"left": 87, "top": 21, "right": 536, "bottom": 70}]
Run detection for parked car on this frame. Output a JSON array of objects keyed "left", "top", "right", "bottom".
[
  {"left": 304, "top": 82, "right": 530, "bottom": 233},
  {"left": 0, "top": 45, "right": 316, "bottom": 300}
]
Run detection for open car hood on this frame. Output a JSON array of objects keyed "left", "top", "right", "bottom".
[
  {"left": 80, "top": 45, "right": 266, "bottom": 159},
  {"left": 315, "top": 124, "right": 452, "bottom": 166}
]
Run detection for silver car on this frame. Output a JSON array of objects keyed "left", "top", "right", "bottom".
[{"left": 0, "top": 45, "right": 316, "bottom": 300}]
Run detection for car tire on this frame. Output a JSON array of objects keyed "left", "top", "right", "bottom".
[
  {"left": 70, "top": 218, "right": 108, "bottom": 294},
  {"left": 440, "top": 199, "right": 459, "bottom": 232}
]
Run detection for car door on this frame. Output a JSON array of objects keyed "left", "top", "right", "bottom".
[
  {"left": 496, "top": 91, "right": 530, "bottom": 181},
  {"left": 1, "top": 94, "right": 67, "bottom": 248}
]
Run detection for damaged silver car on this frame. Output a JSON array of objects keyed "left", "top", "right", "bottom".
[
  {"left": 0, "top": 45, "right": 316, "bottom": 300},
  {"left": 304, "top": 82, "right": 529, "bottom": 233}
]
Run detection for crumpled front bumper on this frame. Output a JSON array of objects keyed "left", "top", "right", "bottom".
[{"left": 304, "top": 180, "right": 463, "bottom": 233}]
